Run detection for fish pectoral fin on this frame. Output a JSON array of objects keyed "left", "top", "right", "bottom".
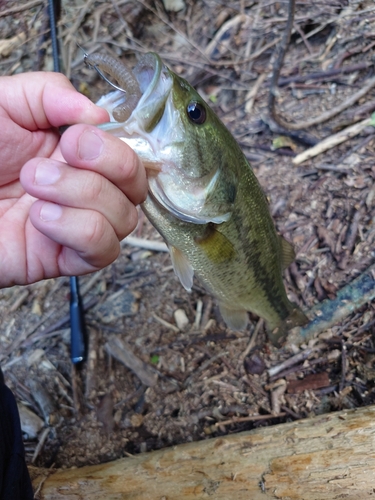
[
  {"left": 194, "top": 224, "right": 235, "bottom": 264},
  {"left": 169, "top": 245, "right": 194, "bottom": 292},
  {"left": 219, "top": 303, "right": 248, "bottom": 331},
  {"left": 279, "top": 236, "right": 296, "bottom": 270}
]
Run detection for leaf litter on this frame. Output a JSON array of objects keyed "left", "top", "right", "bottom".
[{"left": 0, "top": 0, "right": 375, "bottom": 468}]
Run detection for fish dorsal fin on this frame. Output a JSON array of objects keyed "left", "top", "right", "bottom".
[
  {"left": 194, "top": 224, "right": 235, "bottom": 264},
  {"left": 279, "top": 236, "right": 295, "bottom": 270},
  {"left": 219, "top": 303, "right": 248, "bottom": 331},
  {"left": 169, "top": 245, "right": 194, "bottom": 291}
]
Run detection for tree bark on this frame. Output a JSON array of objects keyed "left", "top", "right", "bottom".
[{"left": 30, "top": 405, "right": 375, "bottom": 500}]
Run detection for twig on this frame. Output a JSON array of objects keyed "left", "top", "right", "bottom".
[
  {"left": 270, "top": 379, "right": 287, "bottom": 415},
  {"left": 122, "top": 236, "right": 168, "bottom": 252},
  {"left": 184, "top": 351, "right": 230, "bottom": 388},
  {"left": 32, "top": 427, "right": 50, "bottom": 464},
  {"left": 240, "top": 319, "right": 264, "bottom": 361},
  {"left": 9, "top": 289, "right": 29, "bottom": 312},
  {"left": 21, "top": 296, "right": 98, "bottom": 350},
  {"left": 208, "top": 412, "right": 287, "bottom": 430},
  {"left": 70, "top": 364, "right": 82, "bottom": 417},
  {"left": 280, "top": 76, "right": 375, "bottom": 131},
  {"left": 339, "top": 343, "right": 347, "bottom": 393},
  {"left": 268, "top": 0, "right": 296, "bottom": 128},
  {"left": 0, "top": 0, "right": 43, "bottom": 18},
  {"left": 268, "top": 348, "right": 314, "bottom": 378},
  {"left": 65, "top": 0, "right": 96, "bottom": 43},
  {"left": 245, "top": 73, "right": 266, "bottom": 114},
  {"left": 135, "top": 0, "right": 211, "bottom": 64},
  {"left": 286, "top": 263, "right": 375, "bottom": 346},
  {"left": 292, "top": 116, "right": 374, "bottom": 165},
  {"left": 105, "top": 337, "right": 158, "bottom": 386},
  {"left": 194, "top": 299, "right": 203, "bottom": 330},
  {"left": 152, "top": 313, "right": 180, "bottom": 333},
  {"left": 85, "top": 327, "right": 99, "bottom": 399},
  {"left": 293, "top": 22, "right": 313, "bottom": 55},
  {"left": 278, "top": 62, "right": 373, "bottom": 87},
  {"left": 263, "top": 114, "right": 318, "bottom": 147},
  {"left": 204, "top": 14, "right": 246, "bottom": 59}
]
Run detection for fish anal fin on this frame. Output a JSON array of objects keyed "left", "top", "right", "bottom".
[
  {"left": 195, "top": 224, "right": 235, "bottom": 264},
  {"left": 169, "top": 245, "right": 194, "bottom": 292},
  {"left": 219, "top": 303, "right": 248, "bottom": 331},
  {"left": 279, "top": 236, "right": 296, "bottom": 270}
]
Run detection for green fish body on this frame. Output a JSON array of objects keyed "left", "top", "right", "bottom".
[{"left": 92, "top": 52, "right": 307, "bottom": 344}]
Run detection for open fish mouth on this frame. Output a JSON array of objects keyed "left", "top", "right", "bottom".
[
  {"left": 91, "top": 52, "right": 231, "bottom": 225},
  {"left": 93, "top": 52, "right": 174, "bottom": 135}
]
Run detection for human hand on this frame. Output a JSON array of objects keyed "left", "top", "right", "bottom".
[{"left": 0, "top": 72, "right": 147, "bottom": 288}]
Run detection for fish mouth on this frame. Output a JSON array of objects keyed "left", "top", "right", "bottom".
[
  {"left": 96, "top": 53, "right": 173, "bottom": 133},
  {"left": 96, "top": 53, "right": 231, "bottom": 225}
]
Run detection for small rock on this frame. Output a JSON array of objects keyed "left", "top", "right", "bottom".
[
  {"left": 130, "top": 413, "right": 144, "bottom": 428},
  {"left": 162, "top": 0, "right": 185, "bottom": 11},
  {"left": 327, "top": 349, "right": 341, "bottom": 361},
  {"left": 244, "top": 352, "right": 265, "bottom": 375},
  {"left": 174, "top": 308, "right": 189, "bottom": 331}
]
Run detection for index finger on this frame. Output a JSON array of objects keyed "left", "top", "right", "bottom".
[
  {"left": 59, "top": 124, "right": 147, "bottom": 206},
  {"left": 2, "top": 72, "right": 109, "bottom": 130}
]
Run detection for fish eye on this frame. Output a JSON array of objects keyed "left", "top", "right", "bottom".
[{"left": 186, "top": 101, "right": 206, "bottom": 124}]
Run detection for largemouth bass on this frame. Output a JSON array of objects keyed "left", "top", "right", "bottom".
[{"left": 86, "top": 52, "right": 307, "bottom": 345}]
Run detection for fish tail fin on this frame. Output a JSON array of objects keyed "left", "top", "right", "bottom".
[{"left": 266, "top": 306, "right": 308, "bottom": 347}]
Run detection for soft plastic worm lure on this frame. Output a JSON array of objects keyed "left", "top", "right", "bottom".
[{"left": 84, "top": 52, "right": 142, "bottom": 121}]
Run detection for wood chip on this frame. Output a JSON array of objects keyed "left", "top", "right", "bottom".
[
  {"left": 18, "top": 403, "right": 44, "bottom": 439},
  {"left": 287, "top": 372, "right": 330, "bottom": 393},
  {"left": 0, "top": 33, "right": 26, "bottom": 56},
  {"left": 105, "top": 337, "right": 158, "bottom": 387}
]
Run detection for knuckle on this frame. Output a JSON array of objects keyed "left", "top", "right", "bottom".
[
  {"left": 84, "top": 211, "right": 108, "bottom": 246},
  {"left": 118, "top": 206, "right": 138, "bottom": 240},
  {"left": 84, "top": 174, "right": 105, "bottom": 201},
  {"left": 123, "top": 149, "right": 140, "bottom": 183}
]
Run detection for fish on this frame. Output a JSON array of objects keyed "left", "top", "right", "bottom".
[{"left": 85, "top": 52, "right": 308, "bottom": 345}]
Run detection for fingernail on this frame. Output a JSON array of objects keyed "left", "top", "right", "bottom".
[
  {"left": 78, "top": 130, "right": 103, "bottom": 160},
  {"left": 35, "top": 160, "right": 61, "bottom": 185},
  {"left": 40, "top": 202, "right": 62, "bottom": 222}
]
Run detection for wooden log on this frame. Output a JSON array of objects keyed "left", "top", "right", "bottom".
[{"left": 30, "top": 405, "right": 375, "bottom": 499}]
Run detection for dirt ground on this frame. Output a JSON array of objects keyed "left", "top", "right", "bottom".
[{"left": 1, "top": 0, "right": 375, "bottom": 469}]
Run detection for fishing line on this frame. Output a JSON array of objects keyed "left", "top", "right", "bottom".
[{"left": 84, "top": 54, "right": 127, "bottom": 93}]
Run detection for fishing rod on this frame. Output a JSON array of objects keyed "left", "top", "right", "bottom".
[{"left": 48, "top": 0, "right": 87, "bottom": 365}]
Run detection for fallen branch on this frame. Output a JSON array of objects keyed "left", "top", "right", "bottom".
[
  {"left": 30, "top": 404, "right": 375, "bottom": 499},
  {"left": 292, "top": 116, "right": 374, "bottom": 165},
  {"left": 286, "top": 262, "right": 375, "bottom": 346}
]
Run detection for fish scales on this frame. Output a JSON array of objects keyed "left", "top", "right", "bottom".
[{"left": 88, "top": 52, "right": 308, "bottom": 345}]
